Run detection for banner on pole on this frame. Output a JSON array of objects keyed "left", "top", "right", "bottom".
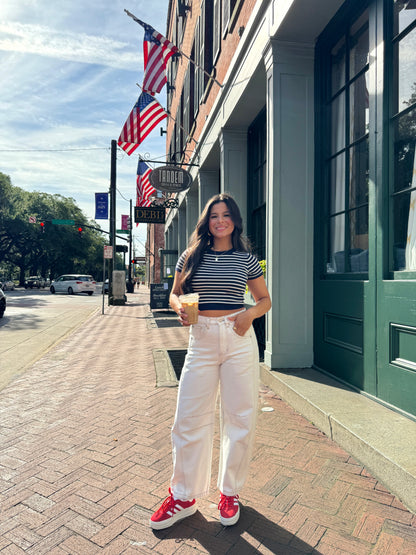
[
  {"left": 95, "top": 193, "right": 109, "bottom": 219},
  {"left": 121, "top": 215, "right": 129, "bottom": 230}
]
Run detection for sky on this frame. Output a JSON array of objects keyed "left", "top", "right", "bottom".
[{"left": 0, "top": 0, "right": 170, "bottom": 257}]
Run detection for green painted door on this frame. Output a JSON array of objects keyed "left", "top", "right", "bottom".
[
  {"left": 314, "top": 2, "right": 374, "bottom": 394},
  {"left": 375, "top": 1, "right": 416, "bottom": 417},
  {"left": 315, "top": 0, "right": 416, "bottom": 417},
  {"left": 377, "top": 282, "right": 416, "bottom": 415}
]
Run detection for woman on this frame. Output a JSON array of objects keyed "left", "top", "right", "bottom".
[{"left": 150, "top": 193, "right": 271, "bottom": 529}]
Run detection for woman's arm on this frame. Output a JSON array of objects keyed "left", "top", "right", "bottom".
[
  {"left": 169, "top": 270, "right": 190, "bottom": 326},
  {"left": 230, "top": 275, "right": 271, "bottom": 336}
]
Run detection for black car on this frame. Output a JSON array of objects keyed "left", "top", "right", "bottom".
[
  {"left": 25, "top": 276, "right": 42, "bottom": 289},
  {"left": 0, "top": 288, "right": 5, "bottom": 318}
]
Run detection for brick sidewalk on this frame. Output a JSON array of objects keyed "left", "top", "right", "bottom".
[{"left": 0, "top": 288, "right": 415, "bottom": 554}]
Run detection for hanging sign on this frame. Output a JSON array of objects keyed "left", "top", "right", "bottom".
[
  {"left": 134, "top": 206, "right": 166, "bottom": 224},
  {"left": 149, "top": 165, "right": 192, "bottom": 193}
]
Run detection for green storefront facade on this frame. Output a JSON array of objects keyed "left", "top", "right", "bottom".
[
  {"left": 314, "top": 0, "right": 416, "bottom": 418},
  {"left": 163, "top": 0, "right": 416, "bottom": 420}
]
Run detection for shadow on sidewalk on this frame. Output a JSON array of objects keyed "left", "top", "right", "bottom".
[{"left": 153, "top": 505, "right": 321, "bottom": 554}]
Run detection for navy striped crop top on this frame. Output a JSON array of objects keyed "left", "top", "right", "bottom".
[{"left": 175, "top": 248, "right": 263, "bottom": 311}]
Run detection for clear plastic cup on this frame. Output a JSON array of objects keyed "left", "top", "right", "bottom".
[{"left": 179, "top": 293, "right": 199, "bottom": 324}]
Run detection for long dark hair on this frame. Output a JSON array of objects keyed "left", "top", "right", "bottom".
[{"left": 180, "top": 193, "right": 249, "bottom": 293}]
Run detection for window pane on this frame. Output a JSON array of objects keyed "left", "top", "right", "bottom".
[
  {"left": 213, "top": 0, "right": 221, "bottom": 60},
  {"left": 393, "top": 29, "right": 416, "bottom": 113},
  {"left": 349, "top": 139, "right": 369, "bottom": 209},
  {"left": 393, "top": 108, "right": 416, "bottom": 193},
  {"left": 331, "top": 92, "right": 346, "bottom": 153},
  {"left": 328, "top": 214, "right": 345, "bottom": 273},
  {"left": 349, "top": 206, "right": 369, "bottom": 272},
  {"left": 330, "top": 153, "right": 346, "bottom": 214},
  {"left": 394, "top": 0, "right": 416, "bottom": 36},
  {"left": 350, "top": 73, "right": 370, "bottom": 142},
  {"left": 331, "top": 36, "right": 346, "bottom": 95},
  {"left": 252, "top": 204, "right": 266, "bottom": 260},
  {"left": 349, "top": 10, "right": 369, "bottom": 79},
  {"left": 393, "top": 190, "right": 416, "bottom": 270}
]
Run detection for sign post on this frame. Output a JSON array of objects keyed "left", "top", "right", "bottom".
[{"left": 103, "top": 246, "right": 113, "bottom": 314}]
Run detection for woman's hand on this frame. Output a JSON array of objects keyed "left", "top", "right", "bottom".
[
  {"left": 177, "top": 306, "right": 191, "bottom": 326},
  {"left": 229, "top": 311, "right": 254, "bottom": 336}
]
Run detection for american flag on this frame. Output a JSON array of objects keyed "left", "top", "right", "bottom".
[
  {"left": 135, "top": 18, "right": 179, "bottom": 94},
  {"left": 118, "top": 92, "right": 167, "bottom": 155},
  {"left": 136, "top": 159, "right": 156, "bottom": 207}
]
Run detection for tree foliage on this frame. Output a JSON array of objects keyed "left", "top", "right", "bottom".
[{"left": 0, "top": 172, "right": 113, "bottom": 284}]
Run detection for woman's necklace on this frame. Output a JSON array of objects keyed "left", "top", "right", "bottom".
[{"left": 212, "top": 248, "right": 231, "bottom": 262}]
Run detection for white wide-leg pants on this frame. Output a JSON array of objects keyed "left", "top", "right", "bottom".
[{"left": 170, "top": 311, "right": 259, "bottom": 501}]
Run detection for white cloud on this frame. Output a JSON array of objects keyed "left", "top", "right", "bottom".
[{"left": 0, "top": 21, "right": 141, "bottom": 69}]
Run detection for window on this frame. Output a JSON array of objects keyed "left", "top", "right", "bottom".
[
  {"left": 193, "top": 1, "right": 213, "bottom": 108},
  {"left": 213, "top": 0, "right": 221, "bottom": 63},
  {"left": 183, "top": 62, "right": 195, "bottom": 143},
  {"left": 176, "top": 101, "right": 183, "bottom": 162},
  {"left": 248, "top": 109, "right": 267, "bottom": 260},
  {"left": 320, "top": 6, "right": 370, "bottom": 275},
  {"left": 389, "top": 0, "right": 416, "bottom": 271},
  {"left": 222, "top": 0, "right": 230, "bottom": 37},
  {"left": 222, "top": 0, "right": 240, "bottom": 36}
]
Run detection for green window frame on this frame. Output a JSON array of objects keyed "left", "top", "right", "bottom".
[
  {"left": 247, "top": 108, "right": 267, "bottom": 260},
  {"left": 387, "top": 0, "right": 416, "bottom": 277},
  {"left": 317, "top": 1, "right": 370, "bottom": 277}
]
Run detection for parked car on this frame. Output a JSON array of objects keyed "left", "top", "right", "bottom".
[
  {"left": 50, "top": 275, "right": 96, "bottom": 295},
  {"left": 103, "top": 279, "right": 109, "bottom": 294},
  {"left": 25, "top": 276, "right": 42, "bottom": 289},
  {"left": 0, "top": 288, "right": 5, "bottom": 318},
  {"left": 0, "top": 278, "right": 14, "bottom": 291}
]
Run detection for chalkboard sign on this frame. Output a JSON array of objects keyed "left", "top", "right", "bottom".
[{"left": 150, "top": 283, "right": 171, "bottom": 309}]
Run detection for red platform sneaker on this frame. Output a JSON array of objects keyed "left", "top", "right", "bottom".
[
  {"left": 150, "top": 489, "right": 197, "bottom": 530},
  {"left": 218, "top": 493, "right": 240, "bottom": 526}
]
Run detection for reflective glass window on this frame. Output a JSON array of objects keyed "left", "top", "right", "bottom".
[{"left": 393, "top": 0, "right": 416, "bottom": 36}]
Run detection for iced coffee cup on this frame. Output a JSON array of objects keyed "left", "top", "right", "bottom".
[{"left": 179, "top": 293, "right": 199, "bottom": 324}]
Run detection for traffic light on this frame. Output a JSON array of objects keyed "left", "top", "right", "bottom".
[
  {"left": 78, "top": 227, "right": 83, "bottom": 237},
  {"left": 40, "top": 222, "right": 45, "bottom": 233},
  {"left": 131, "top": 259, "right": 136, "bottom": 265}
]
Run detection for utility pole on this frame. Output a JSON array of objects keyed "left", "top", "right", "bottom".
[
  {"left": 127, "top": 199, "right": 134, "bottom": 293},
  {"left": 109, "top": 139, "right": 117, "bottom": 305}
]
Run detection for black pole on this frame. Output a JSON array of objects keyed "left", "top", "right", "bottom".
[
  {"left": 109, "top": 139, "right": 117, "bottom": 304},
  {"left": 128, "top": 199, "right": 133, "bottom": 292}
]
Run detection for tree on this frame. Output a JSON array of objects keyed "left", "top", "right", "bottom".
[{"left": 0, "top": 172, "right": 108, "bottom": 282}]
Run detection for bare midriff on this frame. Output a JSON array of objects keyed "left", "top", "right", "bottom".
[{"left": 199, "top": 309, "right": 243, "bottom": 317}]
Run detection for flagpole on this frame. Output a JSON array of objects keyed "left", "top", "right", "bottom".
[
  {"left": 136, "top": 83, "right": 198, "bottom": 145},
  {"left": 178, "top": 51, "right": 223, "bottom": 89},
  {"left": 124, "top": 9, "right": 223, "bottom": 89}
]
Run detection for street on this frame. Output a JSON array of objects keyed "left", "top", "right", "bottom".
[{"left": 0, "top": 286, "right": 103, "bottom": 391}]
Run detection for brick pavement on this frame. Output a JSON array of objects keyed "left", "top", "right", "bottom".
[{"left": 0, "top": 287, "right": 415, "bottom": 554}]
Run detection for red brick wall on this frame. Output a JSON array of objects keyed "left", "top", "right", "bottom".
[
  {"left": 147, "top": 223, "right": 165, "bottom": 283},
  {"left": 166, "top": 0, "right": 257, "bottom": 164}
]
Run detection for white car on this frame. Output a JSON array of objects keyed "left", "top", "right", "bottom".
[
  {"left": 50, "top": 274, "right": 96, "bottom": 295},
  {"left": 0, "top": 278, "right": 14, "bottom": 291}
]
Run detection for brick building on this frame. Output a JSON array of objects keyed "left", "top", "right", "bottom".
[
  {"left": 163, "top": 0, "right": 416, "bottom": 420},
  {"left": 146, "top": 222, "right": 165, "bottom": 284}
]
